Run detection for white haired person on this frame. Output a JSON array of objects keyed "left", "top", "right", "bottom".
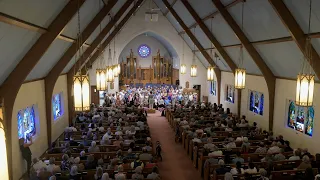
[
  {"left": 101, "top": 173, "right": 110, "bottom": 180},
  {"left": 69, "top": 165, "right": 80, "bottom": 180},
  {"left": 131, "top": 166, "right": 144, "bottom": 180},
  {"left": 114, "top": 165, "right": 126, "bottom": 180},
  {"left": 297, "top": 155, "right": 312, "bottom": 170},
  {"left": 95, "top": 167, "right": 103, "bottom": 180},
  {"left": 88, "top": 141, "right": 100, "bottom": 153}
]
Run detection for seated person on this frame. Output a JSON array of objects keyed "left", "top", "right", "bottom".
[
  {"left": 131, "top": 156, "right": 145, "bottom": 169},
  {"left": 204, "top": 137, "right": 218, "bottom": 152},
  {"left": 85, "top": 155, "right": 97, "bottom": 169},
  {"left": 115, "top": 165, "right": 126, "bottom": 180},
  {"left": 255, "top": 142, "right": 267, "bottom": 154},
  {"left": 46, "top": 157, "right": 61, "bottom": 173},
  {"left": 267, "top": 141, "right": 281, "bottom": 154},
  {"left": 131, "top": 166, "right": 144, "bottom": 180},
  {"left": 230, "top": 161, "right": 244, "bottom": 175},
  {"left": 88, "top": 141, "right": 100, "bottom": 153},
  {"left": 139, "top": 148, "right": 153, "bottom": 161},
  {"left": 147, "top": 166, "right": 160, "bottom": 180},
  {"left": 232, "top": 152, "right": 244, "bottom": 164},
  {"left": 297, "top": 155, "right": 312, "bottom": 170},
  {"left": 204, "top": 152, "right": 219, "bottom": 167},
  {"left": 244, "top": 162, "right": 258, "bottom": 174},
  {"left": 288, "top": 149, "right": 301, "bottom": 160},
  {"left": 215, "top": 160, "right": 231, "bottom": 175},
  {"left": 241, "top": 137, "right": 250, "bottom": 153},
  {"left": 32, "top": 158, "right": 47, "bottom": 172},
  {"left": 47, "top": 142, "right": 61, "bottom": 154},
  {"left": 69, "top": 165, "right": 81, "bottom": 180},
  {"left": 273, "top": 148, "right": 286, "bottom": 161}
]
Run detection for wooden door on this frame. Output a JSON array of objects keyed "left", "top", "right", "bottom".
[{"left": 91, "top": 86, "right": 99, "bottom": 105}]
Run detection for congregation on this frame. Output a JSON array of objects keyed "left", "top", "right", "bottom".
[{"left": 167, "top": 102, "right": 320, "bottom": 180}]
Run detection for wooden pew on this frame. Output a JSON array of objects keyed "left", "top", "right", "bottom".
[{"left": 271, "top": 168, "right": 318, "bottom": 180}]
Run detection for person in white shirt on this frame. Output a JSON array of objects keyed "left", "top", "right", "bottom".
[
  {"left": 32, "top": 158, "right": 47, "bottom": 172},
  {"left": 46, "top": 157, "right": 61, "bottom": 173},
  {"left": 230, "top": 161, "right": 244, "bottom": 175},
  {"left": 204, "top": 138, "right": 218, "bottom": 151},
  {"left": 98, "top": 123, "right": 105, "bottom": 132},
  {"left": 244, "top": 162, "right": 258, "bottom": 174},
  {"left": 267, "top": 141, "right": 281, "bottom": 154},
  {"left": 288, "top": 149, "right": 301, "bottom": 160}
]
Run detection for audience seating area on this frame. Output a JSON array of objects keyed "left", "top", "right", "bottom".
[{"left": 165, "top": 104, "right": 320, "bottom": 180}]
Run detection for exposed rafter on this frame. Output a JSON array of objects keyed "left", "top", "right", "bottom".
[
  {"left": 81, "top": 0, "right": 144, "bottom": 70},
  {"left": 163, "top": 0, "right": 221, "bottom": 104},
  {"left": 44, "top": 0, "right": 117, "bottom": 147},
  {"left": 0, "top": 12, "right": 90, "bottom": 47},
  {"left": 181, "top": 0, "right": 237, "bottom": 73},
  {"left": 268, "top": 0, "right": 320, "bottom": 80},
  {"left": 212, "top": 0, "right": 275, "bottom": 131},
  {"left": 179, "top": 0, "right": 242, "bottom": 35},
  {"left": 163, "top": 0, "right": 178, "bottom": 16},
  {"left": 0, "top": 0, "right": 86, "bottom": 179}
]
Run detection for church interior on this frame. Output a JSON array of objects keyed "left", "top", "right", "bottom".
[{"left": 0, "top": 0, "right": 320, "bottom": 179}]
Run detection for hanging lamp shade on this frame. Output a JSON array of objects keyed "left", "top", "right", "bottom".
[
  {"left": 191, "top": 65, "right": 197, "bottom": 77},
  {"left": 96, "top": 69, "right": 107, "bottom": 91},
  {"left": 73, "top": 75, "right": 90, "bottom": 112},
  {"left": 296, "top": 73, "right": 314, "bottom": 107},
  {"left": 235, "top": 68, "right": 246, "bottom": 89},
  {"left": 180, "top": 64, "right": 186, "bottom": 74},
  {"left": 113, "top": 65, "right": 118, "bottom": 77},
  {"left": 207, "top": 66, "right": 215, "bottom": 81},
  {"left": 106, "top": 66, "right": 114, "bottom": 82}
]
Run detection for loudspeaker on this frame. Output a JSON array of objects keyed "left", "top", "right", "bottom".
[{"left": 176, "top": 80, "right": 180, "bottom": 85}]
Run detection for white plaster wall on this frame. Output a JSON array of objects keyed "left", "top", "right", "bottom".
[
  {"left": 273, "top": 78, "right": 320, "bottom": 155},
  {"left": 119, "top": 34, "right": 171, "bottom": 68},
  {"left": 11, "top": 80, "right": 48, "bottom": 180},
  {"left": 51, "top": 75, "right": 69, "bottom": 142},
  {"left": 89, "top": 1, "right": 209, "bottom": 99}
]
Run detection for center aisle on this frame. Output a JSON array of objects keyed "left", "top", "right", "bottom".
[{"left": 147, "top": 111, "right": 201, "bottom": 180}]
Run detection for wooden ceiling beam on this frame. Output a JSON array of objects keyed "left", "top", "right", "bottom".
[
  {"left": 163, "top": 0, "right": 221, "bottom": 104},
  {"left": 181, "top": 0, "right": 237, "bottom": 73},
  {"left": 81, "top": 0, "right": 144, "bottom": 70},
  {"left": 67, "top": 0, "right": 134, "bottom": 76},
  {"left": 163, "top": 0, "right": 178, "bottom": 16},
  {"left": 0, "top": 12, "right": 90, "bottom": 47},
  {"left": 0, "top": 0, "right": 86, "bottom": 179},
  {"left": 269, "top": 0, "right": 320, "bottom": 80},
  {"left": 179, "top": 0, "right": 242, "bottom": 35},
  {"left": 44, "top": 0, "right": 117, "bottom": 148},
  {"left": 212, "top": 0, "right": 275, "bottom": 131}
]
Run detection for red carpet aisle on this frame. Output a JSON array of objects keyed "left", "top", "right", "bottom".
[{"left": 147, "top": 111, "right": 201, "bottom": 180}]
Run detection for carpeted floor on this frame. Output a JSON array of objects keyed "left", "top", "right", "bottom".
[{"left": 147, "top": 111, "right": 202, "bottom": 180}]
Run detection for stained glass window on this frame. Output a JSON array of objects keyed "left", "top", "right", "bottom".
[
  {"left": 210, "top": 81, "right": 216, "bottom": 96},
  {"left": 17, "top": 106, "right": 36, "bottom": 139},
  {"left": 286, "top": 100, "right": 314, "bottom": 136},
  {"left": 52, "top": 93, "right": 63, "bottom": 120},
  {"left": 138, "top": 44, "right": 151, "bottom": 58},
  {"left": 225, "top": 84, "right": 235, "bottom": 103},
  {"left": 249, "top": 90, "right": 264, "bottom": 116}
]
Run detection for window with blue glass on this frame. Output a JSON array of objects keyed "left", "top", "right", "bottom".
[
  {"left": 210, "top": 81, "right": 216, "bottom": 96},
  {"left": 286, "top": 100, "right": 314, "bottom": 137},
  {"left": 225, "top": 84, "right": 235, "bottom": 103},
  {"left": 249, "top": 90, "right": 264, "bottom": 116},
  {"left": 52, "top": 93, "right": 63, "bottom": 120},
  {"left": 138, "top": 44, "right": 151, "bottom": 58},
  {"left": 18, "top": 106, "right": 36, "bottom": 139}
]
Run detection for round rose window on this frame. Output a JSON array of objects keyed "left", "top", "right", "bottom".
[{"left": 138, "top": 44, "right": 151, "bottom": 58}]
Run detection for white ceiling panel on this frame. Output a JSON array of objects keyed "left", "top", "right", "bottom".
[
  {"left": 227, "top": 0, "right": 290, "bottom": 42},
  {"left": 221, "top": 0, "right": 237, "bottom": 6},
  {"left": 173, "top": 0, "right": 195, "bottom": 27},
  {"left": 62, "top": 0, "right": 103, "bottom": 39},
  {"left": 181, "top": 33, "right": 198, "bottom": 51},
  {"left": 224, "top": 47, "right": 262, "bottom": 75},
  {"left": 254, "top": 41, "right": 304, "bottom": 78},
  {"left": 204, "top": 14, "right": 240, "bottom": 46},
  {"left": 153, "top": 0, "right": 168, "bottom": 14},
  {"left": 0, "top": 0, "right": 68, "bottom": 28},
  {"left": 166, "top": 12, "right": 183, "bottom": 32},
  {"left": 284, "top": 0, "right": 320, "bottom": 33},
  {"left": 193, "top": 27, "right": 212, "bottom": 49},
  {"left": 188, "top": 0, "right": 216, "bottom": 19},
  {"left": 26, "top": 39, "right": 72, "bottom": 81},
  {"left": 0, "top": 22, "right": 40, "bottom": 85},
  {"left": 195, "top": 51, "right": 210, "bottom": 68},
  {"left": 62, "top": 46, "right": 89, "bottom": 74},
  {"left": 206, "top": 49, "right": 232, "bottom": 71},
  {"left": 85, "top": 14, "right": 111, "bottom": 44}
]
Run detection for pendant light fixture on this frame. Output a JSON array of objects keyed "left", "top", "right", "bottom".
[
  {"left": 96, "top": 0, "right": 107, "bottom": 91},
  {"left": 113, "top": 34, "right": 119, "bottom": 77},
  {"left": 207, "top": 18, "right": 215, "bottom": 81},
  {"left": 106, "top": 15, "right": 114, "bottom": 83},
  {"left": 235, "top": 1, "right": 246, "bottom": 89},
  {"left": 180, "top": 34, "right": 186, "bottom": 74},
  {"left": 296, "top": 0, "right": 314, "bottom": 107},
  {"left": 190, "top": 27, "right": 197, "bottom": 77},
  {"left": 73, "top": 0, "right": 90, "bottom": 112}
]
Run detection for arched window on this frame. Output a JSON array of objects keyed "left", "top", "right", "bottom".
[
  {"left": 17, "top": 105, "right": 36, "bottom": 139},
  {"left": 249, "top": 92, "right": 254, "bottom": 111},
  {"left": 52, "top": 93, "right": 63, "bottom": 120},
  {"left": 287, "top": 101, "right": 296, "bottom": 129},
  {"left": 305, "top": 107, "right": 314, "bottom": 136},
  {"left": 259, "top": 94, "right": 264, "bottom": 116}
]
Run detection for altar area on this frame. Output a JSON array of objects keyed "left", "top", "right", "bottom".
[{"left": 119, "top": 49, "right": 179, "bottom": 88}]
